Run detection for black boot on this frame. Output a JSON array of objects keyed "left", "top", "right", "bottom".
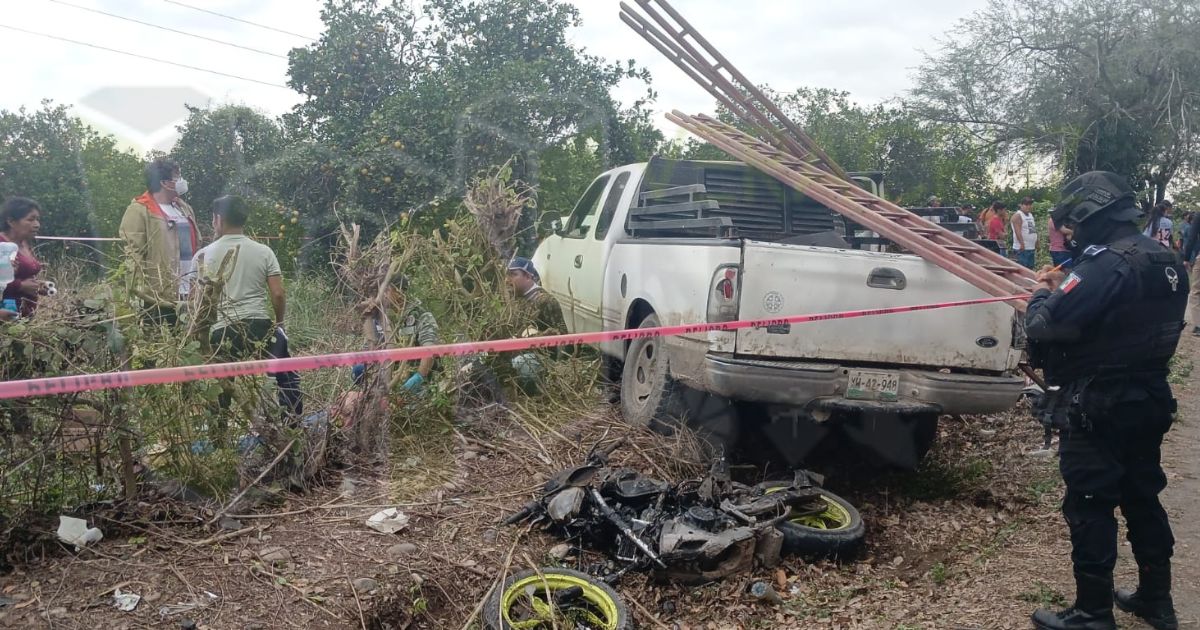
[
  {"left": 1114, "top": 564, "right": 1178, "bottom": 630},
  {"left": 1031, "top": 572, "right": 1116, "bottom": 630}
]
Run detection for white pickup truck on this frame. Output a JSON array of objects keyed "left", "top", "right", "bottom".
[{"left": 532, "top": 158, "right": 1024, "bottom": 467}]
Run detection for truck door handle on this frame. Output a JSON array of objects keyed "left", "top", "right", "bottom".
[
  {"left": 867, "top": 267, "right": 906, "bottom": 290},
  {"left": 574, "top": 255, "right": 583, "bottom": 268}
]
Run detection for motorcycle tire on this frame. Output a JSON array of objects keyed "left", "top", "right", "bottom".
[
  {"left": 483, "top": 567, "right": 632, "bottom": 630},
  {"left": 765, "top": 483, "right": 865, "bottom": 558}
]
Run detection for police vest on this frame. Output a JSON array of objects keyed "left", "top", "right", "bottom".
[{"left": 1043, "top": 235, "right": 1187, "bottom": 382}]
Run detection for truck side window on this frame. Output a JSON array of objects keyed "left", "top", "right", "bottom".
[
  {"left": 595, "top": 172, "right": 630, "bottom": 240},
  {"left": 563, "top": 175, "right": 610, "bottom": 239}
]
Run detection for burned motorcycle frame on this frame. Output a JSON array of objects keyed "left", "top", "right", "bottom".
[{"left": 505, "top": 439, "right": 831, "bottom": 585}]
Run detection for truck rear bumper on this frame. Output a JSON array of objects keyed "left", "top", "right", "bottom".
[{"left": 702, "top": 353, "right": 1023, "bottom": 415}]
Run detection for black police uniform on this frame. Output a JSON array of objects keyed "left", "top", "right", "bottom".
[{"left": 1025, "top": 231, "right": 1187, "bottom": 616}]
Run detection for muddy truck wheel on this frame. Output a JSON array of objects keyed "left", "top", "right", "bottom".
[
  {"left": 763, "top": 484, "right": 865, "bottom": 558},
  {"left": 484, "top": 567, "right": 631, "bottom": 630},
  {"left": 620, "top": 313, "right": 739, "bottom": 451}
]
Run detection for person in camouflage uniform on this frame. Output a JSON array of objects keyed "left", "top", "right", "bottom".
[
  {"left": 353, "top": 274, "right": 439, "bottom": 394},
  {"left": 506, "top": 257, "right": 565, "bottom": 335},
  {"left": 506, "top": 257, "right": 567, "bottom": 392}
]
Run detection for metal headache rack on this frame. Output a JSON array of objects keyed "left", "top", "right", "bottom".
[{"left": 627, "top": 158, "right": 845, "bottom": 240}]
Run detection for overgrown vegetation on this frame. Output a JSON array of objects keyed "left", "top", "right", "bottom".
[{"left": 0, "top": 165, "right": 600, "bottom": 561}]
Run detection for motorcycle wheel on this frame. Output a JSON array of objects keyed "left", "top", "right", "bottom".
[{"left": 483, "top": 567, "right": 631, "bottom": 630}]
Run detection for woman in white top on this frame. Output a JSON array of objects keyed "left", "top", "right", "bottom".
[{"left": 1143, "top": 200, "right": 1174, "bottom": 248}]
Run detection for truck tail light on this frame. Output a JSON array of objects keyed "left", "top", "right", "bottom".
[{"left": 707, "top": 265, "right": 741, "bottom": 323}]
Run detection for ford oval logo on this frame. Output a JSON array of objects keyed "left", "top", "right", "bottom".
[{"left": 976, "top": 336, "right": 999, "bottom": 348}]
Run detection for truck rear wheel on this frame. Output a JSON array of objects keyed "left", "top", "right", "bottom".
[
  {"left": 621, "top": 313, "right": 684, "bottom": 430},
  {"left": 620, "top": 314, "right": 739, "bottom": 450}
]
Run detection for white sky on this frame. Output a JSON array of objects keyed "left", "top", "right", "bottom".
[{"left": 0, "top": 0, "right": 990, "bottom": 153}]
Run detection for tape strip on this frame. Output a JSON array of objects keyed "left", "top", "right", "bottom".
[
  {"left": 0, "top": 294, "right": 1027, "bottom": 400},
  {"left": 34, "top": 236, "right": 311, "bottom": 242},
  {"left": 35, "top": 236, "right": 121, "bottom": 242}
]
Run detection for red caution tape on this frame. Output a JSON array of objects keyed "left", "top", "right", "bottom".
[
  {"left": 35, "top": 236, "right": 121, "bottom": 242},
  {"left": 0, "top": 294, "right": 1028, "bottom": 400}
]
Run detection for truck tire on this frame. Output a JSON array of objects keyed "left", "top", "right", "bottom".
[
  {"left": 619, "top": 314, "right": 740, "bottom": 451},
  {"left": 763, "top": 483, "right": 865, "bottom": 558},
  {"left": 620, "top": 313, "right": 685, "bottom": 431},
  {"left": 483, "top": 567, "right": 631, "bottom": 630}
]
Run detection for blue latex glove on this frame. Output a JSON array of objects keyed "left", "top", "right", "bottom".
[{"left": 403, "top": 373, "right": 425, "bottom": 392}]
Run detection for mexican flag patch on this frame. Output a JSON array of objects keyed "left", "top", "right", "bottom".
[{"left": 1060, "top": 272, "right": 1082, "bottom": 294}]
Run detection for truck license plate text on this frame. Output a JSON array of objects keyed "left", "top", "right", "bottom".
[{"left": 846, "top": 369, "right": 900, "bottom": 401}]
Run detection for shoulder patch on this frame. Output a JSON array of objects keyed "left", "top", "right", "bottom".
[
  {"left": 1082, "top": 245, "right": 1107, "bottom": 258},
  {"left": 1059, "top": 272, "right": 1082, "bottom": 294}
]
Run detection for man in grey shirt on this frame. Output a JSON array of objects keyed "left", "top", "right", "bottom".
[{"left": 194, "top": 195, "right": 301, "bottom": 418}]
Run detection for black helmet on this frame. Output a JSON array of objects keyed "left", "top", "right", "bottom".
[{"left": 1051, "top": 171, "right": 1141, "bottom": 226}]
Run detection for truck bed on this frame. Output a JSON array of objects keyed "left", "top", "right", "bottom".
[{"left": 735, "top": 241, "right": 1019, "bottom": 373}]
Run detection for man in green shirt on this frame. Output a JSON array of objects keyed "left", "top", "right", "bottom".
[{"left": 193, "top": 195, "right": 301, "bottom": 417}]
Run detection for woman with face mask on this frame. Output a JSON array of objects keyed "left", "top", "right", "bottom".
[
  {"left": 119, "top": 157, "right": 198, "bottom": 326},
  {"left": 0, "top": 197, "right": 47, "bottom": 317}
]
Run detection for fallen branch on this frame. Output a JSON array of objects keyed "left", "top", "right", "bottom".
[
  {"left": 248, "top": 562, "right": 341, "bottom": 620},
  {"left": 207, "top": 439, "right": 297, "bottom": 527},
  {"left": 431, "top": 552, "right": 490, "bottom": 578},
  {"left": 459, "top": 528, "right": 524, "bottom": 630},
  {"left": 629, "top": 596, "right": 673, "bottom": 630},
  {"left": 186, "top": 527, "right": 255, "bottom": 547},
  {"left": 346, "top": 570, "right": 368, "bottom": 630}
]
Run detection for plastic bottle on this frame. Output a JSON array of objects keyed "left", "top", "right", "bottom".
[{"left": 0, "top": 241, "right": 17, "bottom": 289}]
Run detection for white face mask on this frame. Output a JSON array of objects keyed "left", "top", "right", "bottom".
[{"left": 172, "top": 177, "right": 189, "bottom": 197}]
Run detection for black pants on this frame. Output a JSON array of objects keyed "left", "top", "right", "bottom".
[
  {"left": 1059, "top": 388, "right": 1174, "bottom": 577},
  {"left": 211, "top": 319, "right": 303, "bottom": 419}
]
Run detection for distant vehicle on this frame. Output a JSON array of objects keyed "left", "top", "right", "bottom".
[{"left": 534, "top": 157, "right": 1024, "bottom": 468}]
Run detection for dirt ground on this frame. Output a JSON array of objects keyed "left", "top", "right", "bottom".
[{"left": 1, "top": 337, "right": 1196, "bottom": 629}]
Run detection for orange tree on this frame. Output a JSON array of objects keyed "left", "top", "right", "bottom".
[{"left": 268, "top": 0, "right": 662, "bottom": 256}]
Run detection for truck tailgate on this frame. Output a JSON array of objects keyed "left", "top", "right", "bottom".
[{"left": 736, "top": 242, "right": 1017, "bottom": 372}]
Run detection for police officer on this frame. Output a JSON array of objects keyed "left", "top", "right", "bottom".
[{"left": 1026, "top": 171, "right": 1187, "bottom": 630}]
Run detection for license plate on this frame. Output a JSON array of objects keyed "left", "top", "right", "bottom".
[{"left": 846, "top": 369, "right": 899, "bottom": 401}]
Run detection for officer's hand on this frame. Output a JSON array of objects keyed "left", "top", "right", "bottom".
[
  {"left": 1035, "top": 268, "right": 1066, "bottom": 291},
  {"left": 0, "top": 309, "right": 17, "bottom": 322}
]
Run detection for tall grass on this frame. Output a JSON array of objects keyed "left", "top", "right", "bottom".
[{"left": 1, "top": 210, "right": 607, "bottom": 548}]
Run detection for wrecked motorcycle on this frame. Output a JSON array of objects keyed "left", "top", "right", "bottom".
[{"left": 503, "top": 439, "right": 864, "bottom": 587}]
